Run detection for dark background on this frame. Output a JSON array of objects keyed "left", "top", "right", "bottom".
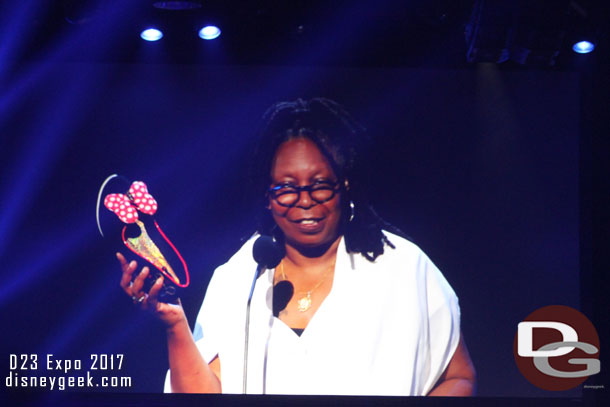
[{"left": 0, "top": 0, "right": 608, "bottom": 405}]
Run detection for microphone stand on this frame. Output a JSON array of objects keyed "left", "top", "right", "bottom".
[
  {"left": 243, "top": 263, "right": 264, "bottom": 394},
  {"left": 243, "top": 235, "right": 284, "bottom": 394}
]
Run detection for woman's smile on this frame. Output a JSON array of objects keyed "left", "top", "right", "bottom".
[{"left": 289, "top": 216, "right": 325, "bottom": 233}]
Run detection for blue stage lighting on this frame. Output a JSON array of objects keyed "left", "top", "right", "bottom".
[
  {"left": 199, "top": 25, "right": 221, "bottom": 40},
  {"left": 141, "top": 28, "right": 163, "bottom": 42},
  {"left": 572, "top": 41, "right": 594, "bottom": 54}
]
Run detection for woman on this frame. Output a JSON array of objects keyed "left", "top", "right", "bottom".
[{"left": 118, "top": 98, "right": 476, "bottom": 395}]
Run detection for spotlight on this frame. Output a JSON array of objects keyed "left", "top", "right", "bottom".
[
  {"left": 140, "top": 28, "right": 163, "bottom": 42},
  {"left": 572, "top": 40, "right": 595, "bottom": 54},
  {"left": 198, "top": 25, "right": 221, "bottom": 40}
]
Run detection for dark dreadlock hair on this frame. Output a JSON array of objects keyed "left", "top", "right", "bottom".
[{"left": 248, "top": 97, "right": 405, "bottom": 262}]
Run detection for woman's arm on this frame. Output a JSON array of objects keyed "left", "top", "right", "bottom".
[
  {"left": 428, "top": 332, "right": 476, "bottom": 396},
  {"left": 166, "top": 318, "right": 221, "bottom": 393}
]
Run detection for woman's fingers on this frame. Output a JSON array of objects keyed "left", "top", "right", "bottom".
[
  {"left": 131, "top": 266, "right": 150, "bottom": 297},
  {"left": 117, "top": 254, "right": 175, "bottom": 316},
  {"left": 116, "top": 251, "right": 127, "bottom": 267},
  {"left": 115, "top": 259, "right": 185, "bottom": 326},
  {"left": 117, "top": 252, "right": 138, "bottom": 292},
  {"left": 146, "top": 276, "right": 164, "bottom": 311},
  {"left": 117, "top": 252, "right": 134, "bottom": 273}
]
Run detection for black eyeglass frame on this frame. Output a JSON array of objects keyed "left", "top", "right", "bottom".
[{"left": 267, "top": 180, "right": 341, "bottom": 208}]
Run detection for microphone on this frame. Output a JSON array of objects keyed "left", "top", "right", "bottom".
[
  {"left": 243, "top": 235, "right": 285, "bottom": 393},
  {"left": 272, "top": 280, "right": 294, "bottom": 317},
  {"left": 253, "top": 235, "right": 285, "bottom": 271}
]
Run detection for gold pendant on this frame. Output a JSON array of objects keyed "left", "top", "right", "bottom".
[{"left": 296, "top": 292, "right": 312, "bottom": 312}]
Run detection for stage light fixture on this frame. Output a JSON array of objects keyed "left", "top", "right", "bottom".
[
  {"left": 199, "top": 25, "right": 221, "bottom": 40},
  {"left": 141, "top": 28, "right": 163, "bottom": 42},
  {"left": 572, "top": 40, "right": 595, "bottom": 54},
  {"left": 153, "top": 1, "right": 202, "bottom": 10}
]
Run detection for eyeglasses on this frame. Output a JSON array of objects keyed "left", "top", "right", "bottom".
[{"left": 268, "top": 180, "right": 340, "bottom": 207}]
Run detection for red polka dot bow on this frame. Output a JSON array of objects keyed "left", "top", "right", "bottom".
[{"left": 103, "top": 181, "right": 158, "bottom": 223}]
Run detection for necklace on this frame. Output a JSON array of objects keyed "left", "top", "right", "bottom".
[{"left": 279, "top": 260, "right": 336, "bottom": 312}]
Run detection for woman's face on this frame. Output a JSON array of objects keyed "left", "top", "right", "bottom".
[{"left": 269, "top": 137, "right": 342, "bottom": 249}]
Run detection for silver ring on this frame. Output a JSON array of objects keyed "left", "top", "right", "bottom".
[{"left": 132, "top": 294, "right": 146, "bottom": 303}]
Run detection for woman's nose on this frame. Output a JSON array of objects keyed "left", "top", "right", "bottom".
[{"left": 295, "top": 190, "right": 315, "bottom": 209}]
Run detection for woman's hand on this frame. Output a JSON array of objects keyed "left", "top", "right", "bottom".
[
  {"left": 117, "top": 252, "right": 186, "bottom": 329},
  {"left": 117, "top": 253, "right": 221, "bottom": 392}
]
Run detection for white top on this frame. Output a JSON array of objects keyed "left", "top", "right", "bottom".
[{"left": 164, "top": 232, "right": 460, "bottom": 395}]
